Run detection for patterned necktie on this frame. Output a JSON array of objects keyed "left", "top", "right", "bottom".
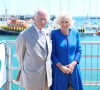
[
  {"left": 39, "top": 30, "right": 46, "bottom": 46},
  {"left": 39, "top": 30, "right": 48, "bottom": 58}
]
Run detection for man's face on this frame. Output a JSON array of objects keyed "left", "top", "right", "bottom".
[{"left": 34, "top": 13, "right": 48, "bottom": 30}]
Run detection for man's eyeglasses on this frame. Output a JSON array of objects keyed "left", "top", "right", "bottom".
[{"left": 37, "top": 18, "right": 48, "bottom": 21}]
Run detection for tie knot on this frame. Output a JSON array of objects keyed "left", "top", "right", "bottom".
[{"left": 39, "top": 30, "right": 45, "bottom": 35}]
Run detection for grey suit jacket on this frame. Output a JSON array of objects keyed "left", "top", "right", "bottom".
[{"left": 16, "top": 25, "right": 52, "bottom": 89}]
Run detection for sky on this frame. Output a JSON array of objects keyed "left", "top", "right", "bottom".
[{"left": 0, "top": 0, "right": 100, "bottom": 16}]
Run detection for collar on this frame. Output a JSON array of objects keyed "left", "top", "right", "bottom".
[{"left": 33, "top": 24, "right": 41, "bottom": 34}]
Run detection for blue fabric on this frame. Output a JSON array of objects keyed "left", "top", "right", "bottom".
[{"left": 50, "top": 28, "right": 83, "bottom": 90}]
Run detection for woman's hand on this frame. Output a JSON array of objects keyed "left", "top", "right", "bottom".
[
  {"left": 59, "top": 65, "right": 71, "bottom": 74},
  {"left": 66, "top": 61, "right": 77, "bottom": 74},
  {"left": 56, "top": 63, "right": 71, "bottom": 74}
]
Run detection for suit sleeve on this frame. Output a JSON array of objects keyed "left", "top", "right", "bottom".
[
  {"left": 51, "top": 31, "right": 59, "bottom": 65},
  {"left": 74, "top": 31, "right": 82, "bottom": 63},
  {"left": 16, "top": 35, "right": 26, "bottom": 67}
]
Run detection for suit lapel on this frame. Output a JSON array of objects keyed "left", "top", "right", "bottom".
[
  {"left": 37, "top": 33, "right": 47, "bottom": 51},
  {"left": 45, "top": 33, "right": 50, "bottom": 58},
  {"left": 37, "top": 38, "right": 45, "bottom": 49},
  {"left": 30, "top": 25, "right": 51, "bottom": 59},
  {"left": 30, "top": 25, "right": 46, "bottom": 50}
]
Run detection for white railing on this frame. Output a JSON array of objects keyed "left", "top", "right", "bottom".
[
  {"left": 81, "top": 41, "right": 100, "bottom": 90},
  {"left": 0, "top": 40, "right": 100, "bottom": 90}
]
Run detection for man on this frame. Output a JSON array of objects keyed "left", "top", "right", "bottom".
[{"left": 16, "top": 9, "right": 52, "bottom": 90}]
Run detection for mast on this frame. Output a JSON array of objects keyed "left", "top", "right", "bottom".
[
  {"left": 60, "top": 0, "right": 62, "bottom": 12},
  {"left": 67, "top": 0, "right": 70, "bottom": 14},
  {"left": 88, "top": 0, "right": 91, "bottom": 22},
  {"left": 3, "top": 0, "right": 8, "bottom": 21},
  {"left": 49, "top": 0, "right": 51, "bottom": 15},
  {"left": 5, "top": 7, "right": 8, "bottom": 21}
]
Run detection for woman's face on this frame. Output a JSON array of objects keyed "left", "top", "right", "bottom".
[{"left": 59, "top": 17, "right": 71, "bottom": 29}]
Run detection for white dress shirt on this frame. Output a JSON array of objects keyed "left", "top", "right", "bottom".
[{"left": 33, "top": 24, "right": 44, "bottom": 37}]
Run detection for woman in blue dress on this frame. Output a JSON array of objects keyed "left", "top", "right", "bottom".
[{"left": 50, "top": 12, "right": 83, "bottom": 90}]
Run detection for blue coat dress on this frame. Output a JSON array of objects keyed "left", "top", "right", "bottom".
[{"left": 50, "top": 28, "right": 83, "bottom": 90}]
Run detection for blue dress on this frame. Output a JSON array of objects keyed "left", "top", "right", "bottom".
[{"left": 50, "top": 28, "right": 83, "bottom": 90}]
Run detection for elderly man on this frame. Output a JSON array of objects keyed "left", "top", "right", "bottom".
[{"left": 16, "top": 9, "right": 52, "bottom": 90}]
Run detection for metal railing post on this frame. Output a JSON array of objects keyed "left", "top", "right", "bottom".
[
  {"left": 4, "top": 83, "right": 7, "bottom": 90},
  {"left": 6, "top": 41, "right": 11, "bottom": 90},
  {"left": 4, "top": 42, "right": 7, "bottom": 90}
]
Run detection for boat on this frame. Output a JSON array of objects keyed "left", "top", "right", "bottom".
[
  {"left": 0, "top": 19, "right": 29, "bottom": 35},
  {"left": 96, "top": 31, "right": 100, "bottom": 35},
  {"left": 85, "top": 23, "right": 100, "bottom": 30},
  {"left": 0, "top": 27, "right": 20, "bottom": 35},
  {"left": 90, "top": 17, "right": 100, "bottom": 19},
  {"left": 77, "top": 26, "right": 97, "bottom": 35}
]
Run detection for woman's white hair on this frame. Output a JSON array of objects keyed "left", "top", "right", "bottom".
[{"left": 54, "top": 12, "right": 74, "bottom": 27}]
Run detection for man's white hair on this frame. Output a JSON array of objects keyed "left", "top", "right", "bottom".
[{"left": 33, "top": 8, "right": 49, "bottom": 19}]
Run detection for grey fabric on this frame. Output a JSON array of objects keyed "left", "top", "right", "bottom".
[{"left": 16, "top": 25, "right": 52, "bottom": 89}]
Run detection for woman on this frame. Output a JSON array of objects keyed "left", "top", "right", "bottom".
[{"left": 50, "top": 12, "right": 83, "bottom": 90}]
